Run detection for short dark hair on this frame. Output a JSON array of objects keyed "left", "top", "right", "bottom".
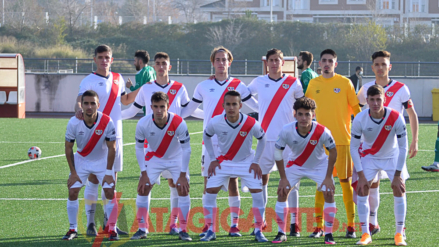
[
  {"left": 371, "top": 50, "right": 391, "bottom": 62},
  {"left": 367, "top": 85, "right": 385, "bottom": 97},
  {"left": 356, "top": 66, "right": 362, "bottom": 71},
  {"left": 293, "top": 97, "right": 316, "bottom": 111},
  {"left": 135, "top": 50, "right": 150, "bottom": 64},
  {"left": 266, "top": 48, "right": 284, "bottom": 60},
  {"left": 81, "top": 90, "right": 99, "bottom": 103},
  {"left": 320, "top": 49, "right": 337, "bottom": 59},
  {"left": 224, "top": 90, "right": 241, "bottom": 102},
  {"left": 151, "top": 91, "right": 169, "bottom": 104},
  {"left": 299, "top": 51, "right": 313, "bottom": 66},
  {"left": 154, "top": 52, "right": 170, "bottom": 62},
  {"left": 94, "top": 45, "right": 112, "bottom": 57}
]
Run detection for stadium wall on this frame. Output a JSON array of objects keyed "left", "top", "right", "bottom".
[{"left": 24, "top": 74, "right": 438, "bottom": 119}]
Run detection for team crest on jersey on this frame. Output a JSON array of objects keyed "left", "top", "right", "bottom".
[
  {"left": 227, "top": 87, "right": 235, "bottom": 91},
  {"left": 240, "top": 131, "right": 247, "bottom": 137},
  {"left": 385, "top": 125, "right": 392, "bottom": 131},
  {"left": 95, "top": 129, "right": 103, "bottom": 135},
  {"left": 169, "top": 89, "right": 177, "bottom": 95},
  {"left": 333, "top": 88, "right": 341, "bottom": 93},
  {"left": 282, "top": 84, "right": 290, "bottom": 89},
  {"left": 113, "top": 79, "right": 119, "bottom": 85},
  {"left": 386, "top": 91, "right": 394, "bottom": 97},
  {"left": 167, "top": 131, "right": 175, "bottom": 136},
  {"left": 310, "top": 140, "right": 317, "bottom": 145}
]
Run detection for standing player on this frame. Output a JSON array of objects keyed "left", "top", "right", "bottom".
[
  {"left": 421, "top": 123, "right": 439, "bottom": 171},
  {"left": 131, "top": 92, "right": 192, "bottom": 241},
  {"left": 351, "top": 85, "right": 408, "bottom": 246},
  {"left": 357, "top": 50, "right": 418, "bottom": 235},
  {"left": 306, "top": 49, "right": 361, "bottom": 238},
  {"left": 63, "top": 90, "right": 119, "bottom": 241},
  {"left": 272, "top": 97, "right": 337, "bottom": 245},
  {"left": 122, "top": 52, "right": 194, "bottom": 235},
  {"left": 297, "top": 51, "right": 318, "bottom": 94},
  {"left": 247, "top": 48, "right": 304, "bottom": 236},
  {"left": 201, "top": 91, "right": 267, "bottom": 242},
  {"left": 75, "top": 45, "right": 137, "bottom": 236},
  {"left": 181, "top": 46, "right": 259, "bottom": 237}
]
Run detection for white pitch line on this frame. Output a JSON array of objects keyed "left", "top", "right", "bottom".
[
  {"left": 1, "top": 190, "right": 438, "bottom": 201},
  {"left": 0, "top": 141, "right": 64, "bottom": 144}
]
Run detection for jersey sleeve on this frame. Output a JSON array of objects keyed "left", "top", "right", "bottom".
[
  {"left": 238, "top": 81, "right": 252, "bottom": 101},
  {"left": 65, "top": 119, "right": 76, "bottom": 142},
  {"left": 347, "top": 79, "right": 361, "bottom": 115},
  {"left": 322, "top": 128, "right": 336, "bottom": 150},
  {"left": 300, "top": 71, "right": 311, "bottom": 93},
  {"left": 135, "top": 119, "right": 147, "bottom": 143},
  {"left": 192, "top": 83, "right": 203, "bottom": 103},
  {"left": 275, "top": 127, "right": 287, "bottom": 150},
  {"left": 294, "top": 78, "right": 305, "bottom": 99},
  {"left": 204, "top": 119, "right": 215, "bottom": 137},
  {"left": 247, "top": 78, "right": 258, "bottom": 95},
  {"left": 400, "top": 85, "right": 412, "bottom": 109},
  {"left": 357, "top": 85, "right": 367, "bottom": 106},
  {"left": 133, "top": 86, "right": 146, "bottom": 108},
  {"left": 181, "top": 85, "right": 190, "bottom": 107},
  {"left": 176, "top": 120, "right": 191, "bottom": 144},
  {"left": 78, "top": 78, "right": 91, "bottom": 96},
  {"left": 305, "top": 78, "right": 315, "bottom": 98},
  {"left": 351, "top": 116, "right": 363, "bottom": 140},
  {"left": 395, "top": 115, "right": 408, "bottom": 138},
  {"left": 251, "top": 120, "right": 265, "bottom": 140},
  {"left": 119, "top": 74, "right": 126, "bottom": 95},
  {"left": 105, "top": 119, "right": 117, "bottom": 142}
]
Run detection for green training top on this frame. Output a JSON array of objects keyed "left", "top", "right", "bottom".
[{"left": 300, "top": 67, "right": 318, "bottom": 94}]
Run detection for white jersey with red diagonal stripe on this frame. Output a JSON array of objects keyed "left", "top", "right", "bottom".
[
  {"left": 135, "top": 112, "right": 190, "bottom": 161},
  {"left": 78, "top": 73, "right": 126, "bottom": 138},
  {"left": 204, "top": 113, "right": 265, "bottom": 163},
  {"left": 65, "top": 111, "right": 116, "bottom": 163},
  {"left": 248, "top": 74, "right": 304, "bottom": 141},
  {"left": 275, "top": 121, "right": 335, "bottom": 169},
  {"left": 133, "top": 80, "right": 190, "bottom": 116},
  {"left": 351, "top": 107, "right": 407, "bottom": 159},
  {"left": 192, "top": 77, "right": 252, "bottom": 145}
]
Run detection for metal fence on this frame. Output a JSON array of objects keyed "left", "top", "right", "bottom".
[{"left": 23, "top": 58, "right": 439, "bottom": 77}]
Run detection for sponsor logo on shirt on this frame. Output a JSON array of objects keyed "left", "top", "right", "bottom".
[
  {"left": 167, "top": 131, "right": 175, "bottom": 136},
  {"left": 310, "top": 140, "right": 317, "bottom": 145},
  {"left": 79, "top": 131, "right": 84, "bottom": 135},
  {"left": 386, "top": 91, "right": 394, "bottom": 97},
  {"left": 293, "top": 141, "right": 298, "bottom": 144},
  {"left": 98, "top": 82, "right": 104, "bottom": 86},
  {"left": 222, "top": 132, "right": 228, "bottom": 136},
  {"left": 316, "top": 90, "right": 320, "bottom": 94},
  {"left": 384, "top": 125, "right": 392, "bottom": 131},
  {"left": 209, "top": 88, "right": 215, "bottom": 92},
  {"left": 170, "top": 89, "right": 177, "bottom": 95},
  {"left": 333, "top": 88, "right": 341, "bottom": 93},
  {"left": 367, "top": 128, "right": 373, "bottom": 131},
  {"left": 239, "top": 131, "right": 247, "bottom": 137},
  {"left": 265, "top": 84, "right": 270, "bottom": 88},
  {"left": 150, "top": 132, "right": 155, "bottom": 136},
  {"left": 282, "top": 84, "right": 290, "bottom": 89},
  {"left": 95, "top": 129, "right": 103, "bottom": 135}
]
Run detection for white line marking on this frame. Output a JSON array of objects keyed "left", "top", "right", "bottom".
[
  {"left": 1, "top": 190, "right": 438, "bottom": 201},
  {"left": 0, "top": 141, "right": 64, "bottom": 144},
  {"left": 0, "top": 131, "right": 204, "bottom": 169}
]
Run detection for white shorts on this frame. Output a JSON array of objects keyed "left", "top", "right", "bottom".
[
  {"left": 71, "top": 154, "right": 114, "bottom": 189},
  {"left": 201, "top": 144, "right": 220, "bottom": 177},
  {"left": 286, "top": 159, "right": 333, "bottom": 191},
  {"left": 143, "top": 158, "right": 183, "bottom": 186},
  {"left": 361, "top": 156, "right": 409, "bottom": 183},
  {"left": 113, "top": 138, "right": 123, "bottom": 172},
  {"left": 162, "top": 167, "right": 190, "bottom": 181},
  {"left": 376, "top": 162, "right": 409, "bottom": 181},
  {"left": 260, "top": 141, "right": 291, "bottom": 175},
  {"left": 206, "top": 159, "right": 263, "bottom": 191}
]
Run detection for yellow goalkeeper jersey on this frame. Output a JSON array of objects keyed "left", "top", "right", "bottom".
[{"left": 305, "top": 74, "right": 361, "bottom": 145}]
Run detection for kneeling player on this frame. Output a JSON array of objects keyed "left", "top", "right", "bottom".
[
  {"left": 272, "top": 97, "right": 337, "bottom": 245},
  {"left": 131, "top": 92, "right": 192, "bottom": 242},
  {"left": 201, "top": 91, "right": 267, "bottom": 242},
  {"left": 63, "top": 90, "right": 119, "bottom": 241},
  {"left": 351, "top": 85, "right": 408, "bottom": 246}
]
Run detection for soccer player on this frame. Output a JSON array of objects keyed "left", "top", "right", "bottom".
[
  {"left": 357, "top": 50, "right": 418, "bottom": 235},
  {"left": 63, "top": 90, "right": 119, "bottom": 241},
  {"left": 247, "top": 48, "right": 304, "bottom": 236},
  {"left": 131, "top": 92, "right": 192, "bottom": 241},
  {"left": 421, "top": 123, "right": 439, "bottom": 171},
  {"left": 351, "top": 85, "right": 408, "bottom": 246},
  {"left": 122, "top": 51, "right": 195, "bottom": 235},
  {"left": 75, "top": 44, "right": 137, "bottom": 236},
  {"left": 306, "top": 49, "right": 361, "bottom": 238},
  {"left": 272, "top": 97, "right": 337, "bottom": 245},
  {"left": 201, "top": 90, "right": 267, "bottom": 242},
  {"left": 181, "top": 46, "right": 259, "bottom": 236},
  {"left": 125, "top": 50, "right": 157, "bottom": 115},
  {"left": 298, "top": 51, "right": 318, "bottom": 94}
]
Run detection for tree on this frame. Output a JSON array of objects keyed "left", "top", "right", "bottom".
[
  {"left": 173, "top": 0, "right": 205, "bottom": 23},
  {"left": 345, "top": 21, "right": 387, "bottom": 60},
  {"left": 56, "top": 0, "right": 90, "bottom": 34}
]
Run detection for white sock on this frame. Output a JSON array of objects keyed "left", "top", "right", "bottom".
[
  {"left": 275, "top": 201, "right": 288, "bottom": 234},
  {"left": 229, "top": 196, "right": 240, "bottom": 227},
  {"left": 136, "top": 195, "right": 149, "bottom": 232},
  {"left": 170, "top": 187, "right": 179, "bottom": 225},
  {"left": 288, "top": 188, "right": 299, "bottom": 224},
  {"left": 101, "top": 188, "right": 107, "bottom": 217},
  {"left": 203, "top": 193, "right": 218, "bottom": 231},
  {"left": 357, "top": 195, "right": 370, "bottom": 235},
  {"left": 251, "top": 192, "right": 265, "bottom": 233},
  {"left": 106, "top": 196, "right": 118, "bottom": 231},
  {"left": 369, "top": 187, "right": 380, "bottom": 226},
  {"left": 202, "top": 193, "right": 208, "bottom": 228},
  {"left": 67, "top": 199, "right": 79, "bottom": 231},
  {"left": 262, "top": 184, "right": 268, "bottom": 222},
  {"left": 178, "top": 195, "right": 191, "bottom": 232},
  {"left": 394, "top": 195, "right": 406, "bottom": 235},
  {"left": 324, "top": 202, "right": 337, "bottom": 234},
  {"left": 84, "top": 181, "right": 99, "bottom": 226}
]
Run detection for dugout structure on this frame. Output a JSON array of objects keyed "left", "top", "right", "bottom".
[
  {"left": 0, "top": 54, "right": 25, "bottom": 118},
  {"left": 262, "top": 56, "right": 298, "bottom": 77}
]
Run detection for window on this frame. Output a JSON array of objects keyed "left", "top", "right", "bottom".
[
  {"left": 347, "top": 0, "right": 366, "bottom": 4},
  {"left": 319, "top": 0, "right": 338, "bottom": 5},
  {"left": 262, "top": 0, "right": 281, "bottom": 7},
  {"left": 288, "top": 0, "right": 306, "bottom": 9},
  {"left": 411, "top": 0, "right": 426, "bottom": 12},
  {"left": 379, "top": 0, "right": 396, "bottom": 9}
]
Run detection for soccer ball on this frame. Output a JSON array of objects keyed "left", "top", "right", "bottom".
[{"left": 28, "top": 146, "right": 42, "bottom": 159}]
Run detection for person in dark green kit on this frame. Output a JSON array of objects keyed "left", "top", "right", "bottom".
[
  {"left": 126, "top": 50, "right": 156, "bottom": 115},
  {"left": 422, "top": 122, "right": 439, "bottom": 172},
  {"left": 297, "top": 51, "right": 318, "bottom": 94}
]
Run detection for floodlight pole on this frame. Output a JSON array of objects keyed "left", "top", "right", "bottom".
[
  {"left": 270, "top": 0, "right": 273, "bottom": 23},
  {"left": 3, "top": 0, "right": 4, "bottom": 26}
]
